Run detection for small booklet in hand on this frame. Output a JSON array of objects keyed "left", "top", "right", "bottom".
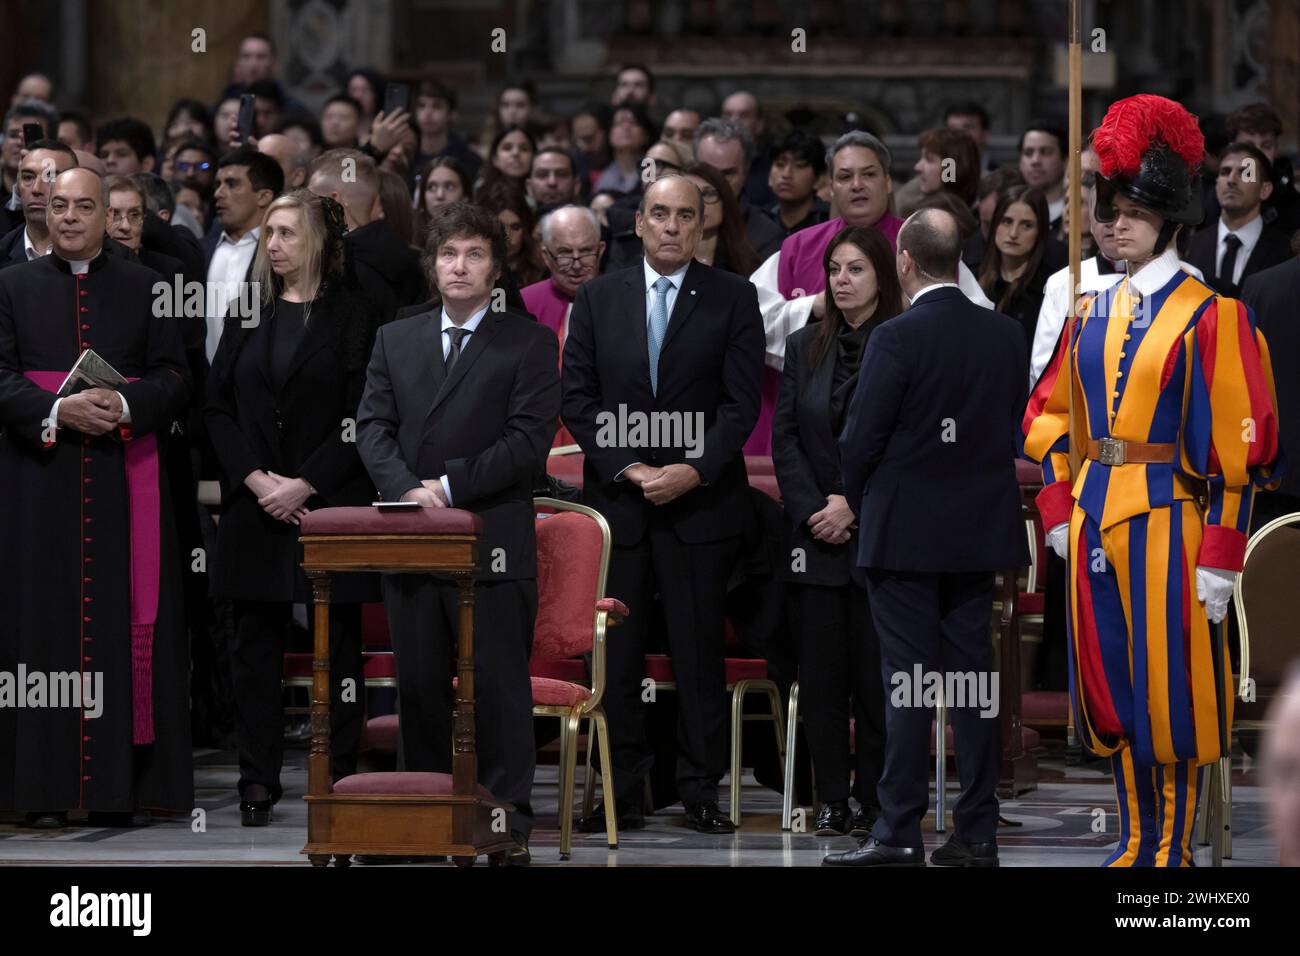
[{"left": 57, "top": 349, "right": 127, "bottom": 397}]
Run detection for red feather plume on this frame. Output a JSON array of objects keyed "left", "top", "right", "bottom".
[{"left": 1091, "top": 94, "right": 1204, "bottom": 178}]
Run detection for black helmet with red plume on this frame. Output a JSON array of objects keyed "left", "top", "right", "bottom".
[{"left": 1091, "top": 95, "right": 1204, "bottom": 230}]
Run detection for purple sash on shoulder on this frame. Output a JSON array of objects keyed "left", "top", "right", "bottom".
[{"left": 24, "top": 371, "right": 160, "bottom": 745}]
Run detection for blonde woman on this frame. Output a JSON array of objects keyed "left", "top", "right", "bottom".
[{"left": 205, "top": 190, "right": 381, "bottom": 826}]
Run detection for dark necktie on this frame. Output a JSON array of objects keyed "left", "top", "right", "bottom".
[
  {"left": 444, "top": 326, "right": 470, "bottom": 375},
  {"left": 1219, "top": 233, "right": 1242, "bottom": 291}
]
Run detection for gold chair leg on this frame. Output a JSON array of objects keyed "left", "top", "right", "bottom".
[
  {"left": 593, "top": 708, "right": 618, "bottom": 848},
  {"left": 1195, "top": 766, "right": 1211, "bottom": 846},
  {"left": 782, "top": 681, "right": 800, "bottom": 831},
  {"left": 582, "top": 715, "right": 597, "bottom": 819},
  {"left": 730, "top": 680, "right": 749, "bottom": 827},
  {"left": 559, "top": 710, "right": 581, "bottom": 859},
  {"left": 1220, "top": 754, "right": 1233, "bottom": 860}
]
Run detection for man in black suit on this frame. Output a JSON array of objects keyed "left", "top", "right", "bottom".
[
  {"left": 357, "top": 201, "right": 559, "bottom": 863},
  {"left": 562, "top": 175, "right": 764, "bottom": 833},
  {"left": 0, "top": 139, "right": 78, "bottom": 270},
  {"left": 1186, "top": 142, "right": 1293, "bottom": 298},
  {"left": 1242, "top": 253, "right": 1300, "bottom": 530},
  {"left": 826, "top": 208, "right": 1029, "bottom": 867}
]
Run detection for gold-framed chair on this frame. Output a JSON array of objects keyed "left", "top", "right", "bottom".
[
  {"left": 1198, "top": 511, "right": 1300, "bottom": 864},
  {"left": 531, "top": 497, "right": 627, "bottom": 858}
]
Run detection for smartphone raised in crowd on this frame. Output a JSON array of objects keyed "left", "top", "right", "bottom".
[
  {"left": 237, "top": 93, "right": 256, "bottom": 143},
  {"left": 383, "top": 82, "right": 410, "bottom": 116}
]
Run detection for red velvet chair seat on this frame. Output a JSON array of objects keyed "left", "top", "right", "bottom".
[
  {"left": 530, "top": 658, "right": 588, "bottom": 681},
  {"left": 1022, "top": 690, "right": 1070, "bottom": 723},
  {"left": 362, "top": 714, "right": 399, "bottom": 752},
  {"left": 530, "top": 677, "right": 593, "bottom": 707},
  {"left": 1018, "top": 592, "right": 1045, "bottom": 615},
  {"left": 333, "top": 771, "right": 495, "bottom": 800},
  {"left": 299, "top": 506, "right": 483, "bottom": 535},
  {"left": 645, "top": 654, "right": 769, "bottom": 684},
  {"left": 282, "top": 651, "right": 395, "bottom": 681}
]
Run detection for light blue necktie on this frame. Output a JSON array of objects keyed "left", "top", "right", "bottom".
[{"left": 647, "top": 276, "right": 672, "bottom": 395}]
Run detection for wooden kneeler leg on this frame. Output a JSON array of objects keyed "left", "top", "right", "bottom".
[{"left": 452, "top": 573, "right": 479, "bottom": 852}]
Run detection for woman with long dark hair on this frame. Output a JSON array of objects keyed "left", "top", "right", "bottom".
[
  {"left": 478, "top": 181, "right": 547, "bottom": 286},
  {"left": 477, "top": 124, "right": 537, "bottom": 196},
  {"left": 205, "top": 190, "right": 381, "bottom": 826},
  {"left": 772, "top": 225, "right": 903, "bottom": 837},
  {"left": 977, "top": 184, "right": 1052, "bottom": 351},
  {"left": 414, "top": 156, "right": 473, "bottom": 241},
  {"left": 682, "top": 162, "right": 759, "bottom": 276}
]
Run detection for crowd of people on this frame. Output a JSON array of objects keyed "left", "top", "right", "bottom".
[{"left": 0, "top": 32, "right": 1297, "bottom": 868}]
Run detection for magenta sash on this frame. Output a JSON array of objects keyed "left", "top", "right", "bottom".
[{"left": 24, "top": 371, "right": 159, "bottom": 744}]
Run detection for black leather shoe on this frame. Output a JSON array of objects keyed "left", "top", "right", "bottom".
[
  {"left": 577, "top": 801, "right": 644, "bottom": 833},
  {"left": 850, "top": 805, "right": 879, "bottom": 839},
  {"left": 25, "top": 812, "right": 67, "bottom": 830},
  {"left": 684, "top": 800, "right": 735, "bottom": 834},
  {"left": 240, "top": 799, "right": 272, "bottom": 827},
  {"left": 507, "top": 831, "right": 531, "bottom": 866},
  {"left": 814, "top": 800, "right": 851, "bottom": 835},
  {"left": 823, "top": 837, "right": 925, "bottom": 867},
  {"left": 930, "top": 836, "right": 999, "bottom": 867}
]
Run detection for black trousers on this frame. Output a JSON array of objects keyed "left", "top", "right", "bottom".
[
  {"left": 795, "top": 581, "right": 885, "bottom": 807},
  {"left": 865, "top": 569, "right": 1000, "bottom": 848},
  {"left": 230, "top": 601, "right": 363, "bottom": 802},
  {"left": 381, "top": 575, "right": 536, "bottom": 834},
  {"left": 603, "top": 518, "right": 740, "bottom": 808}
]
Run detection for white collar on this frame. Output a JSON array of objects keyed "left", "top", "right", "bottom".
[
  {"left": 440, "top": 301, "right": 490, "bottom": 333},
  {"left": 1217, "top": 213, "right": 1263, "bottom": 248},
  {"left": 22, "top": 227, "right": 46, "bottom": 259},
  {"left": 643, "top": 258, "right": 689, "bottom": 291},
  {"left": 59, "top": 255, "right": 94, "bottom": 275},
  {"left": 909, "top": 281, "right": 960, "bottom": 305},
  {"left": 1127, "top": 246, "right": 1183, "bottom": 297}
]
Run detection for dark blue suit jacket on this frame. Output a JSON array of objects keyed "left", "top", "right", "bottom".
[{"left": 839, "top": 285, "right": 1030, "bottom": 573}]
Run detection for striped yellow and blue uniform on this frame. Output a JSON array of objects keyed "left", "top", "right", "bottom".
[{"left": 1023, "top": 262, "right": 1281, "bottom": 866}]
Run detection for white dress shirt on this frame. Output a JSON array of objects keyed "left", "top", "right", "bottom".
[
  {"left": 907, "top": 281, "right": 961, "bottom": 305},
  {"left": 1028, "top": 252, "right": 1205, "bottom": 387},
  {"left": 750, "top": 251, "right": 992, "bottom": 371},
  {"left": 205, "top": 226, "right": 260, "bottom": 362},
  {"left": 434, "top": 302, "right": 490, "bottom": 505},
  {"left": 22, "top": 227, "right": 49, "bottom": 260},
  {"left": 1215, "top": 213, "right": 1263, "bottom": 287}
]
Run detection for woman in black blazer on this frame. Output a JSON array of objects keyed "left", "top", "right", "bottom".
[
  {"left": 206, "top": 190, "right": 381, "bottom": 826},
  {"left": 772, "top": 225, "right": 903, "bottom": 836}
]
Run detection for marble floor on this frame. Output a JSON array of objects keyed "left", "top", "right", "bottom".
[{"left": 0, "top": 746, "right": 1278, "bottom": 867}]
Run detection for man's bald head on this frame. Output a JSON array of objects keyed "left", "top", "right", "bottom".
[
  {"left": 259, "top": 133, "right": 307, "bottom": 190},
  {"left": 897, "top": 207, "right": 962, "bottom": 289},
  {"left": 48, "top": 167, "right": 107, "bottom": 260},
  {"left": 307, "top": 148, "right": 378, "bottom": 229}
]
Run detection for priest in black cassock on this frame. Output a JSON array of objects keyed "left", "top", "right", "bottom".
[{"left": 0, "top": 168, "right": 194, "bottom": 828}]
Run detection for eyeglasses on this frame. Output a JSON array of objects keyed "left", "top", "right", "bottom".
[
  {"left": 108, "top": 209, "right": 143, "bottom": 224},
  {"left": 548, "top": 250, "right": 599, "bottom": 269},
  {"left": 175, "top": 160, "right": 211, "bottom": 173}
]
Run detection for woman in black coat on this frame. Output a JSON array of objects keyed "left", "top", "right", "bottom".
[
  {"left": 772, "top": 225, "right": 903, "bottom": 837},
  {"left": 977, "top": 184, "right": 1053, "bottom": 354},
  {"left": 205, "top": 190, "right": 381, "bottom": 825}
]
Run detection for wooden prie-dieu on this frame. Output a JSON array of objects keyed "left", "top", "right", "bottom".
[{"left": 297, "top": 505, "right": 516, "bottom": 867}]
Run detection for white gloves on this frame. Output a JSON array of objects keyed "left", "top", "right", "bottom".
[
  {"left": 1046, "top": 523, "right": 1069, "bottom": 560},
  {"left": 1196, "top": 566, "right": 1236, "bottom": 624},
  {"left": 1044, "top": 523, "right": 1236, "bottom": 624}
]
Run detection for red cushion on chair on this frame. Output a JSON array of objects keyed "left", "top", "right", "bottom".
[
  {"left": 361, "top": 603, "right": 390, "bottom": 647},
  {"left": 362, "top": 714, "right": 399, "bottom": 753},
  {"left": 531, "top": 676, "right": 593, "bottom": 707},
  {"left": 645, "top": 654, "right": 769, "bottom": 684},
  {"left": 283, "top": 653, "right": 311, "bottom": 680},
  {"left": 533, "top": 510, "right": 605, "bottom": 660},
  {"left": 1018, "top": 592, "right": 1045, "bottom": 615},
  {"left": 530, "top": 658, "right": 588, "bottom": 681},
  {"left": 363, "top": 651, "right": 396, "bottom": 680},
  {"left": 333, "top": 771, "right": 495, "bottom": 800},
  {"left": 596, "top": 597, "right": 629, "bottom": 616},
  {"left": 546, "top": 453, "right": 586, "bottom": 483},
  {"left": 1015, "top": 458, "right": 1043, "bottom": 486},
  {"left": 1023, "top": 690, "right": 1070, "bottom": 722},
  {"left": 745, "top": 455, "right": 776, "bottom": 476},
  {"left": 299, "top": 506, "right": 483, "bottom": 536}
]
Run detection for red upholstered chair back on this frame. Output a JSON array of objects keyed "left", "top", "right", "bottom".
[{"left": 533, "top": 500, "right": 611, "bottom": 662}]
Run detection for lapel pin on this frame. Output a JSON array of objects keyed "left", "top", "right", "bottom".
[{"left": 690, "top": 289, "right": 696, "bottom": 296}]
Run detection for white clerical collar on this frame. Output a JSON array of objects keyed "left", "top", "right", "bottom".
[
  {"left": 440, "top": 301, "right": 489, "bottom": 332},
  {"left": 1217, "top": 213, "right": 1262, "bottom": 249},
  {"left": 643, "top": 258, "right": 689, "bottom": 292},
  {"left": 1127, "top": 246, "right": 1183, "bottom": 297},
  {"left": 909, "top": 281, "right": 960, "bottom": 305}
]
